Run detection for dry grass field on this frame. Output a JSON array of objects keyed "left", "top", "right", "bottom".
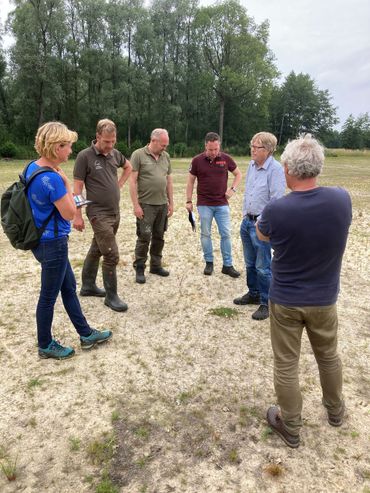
[{"left": 0, "top": 150, "right": 369, "bottom": 493}]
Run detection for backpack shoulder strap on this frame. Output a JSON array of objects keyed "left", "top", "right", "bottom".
[
  {"left": 21, "top": 162, "right": 55, "bottom": 190},
  {"left": 21, "top": 162, "right": 59, "bottom": 237}
]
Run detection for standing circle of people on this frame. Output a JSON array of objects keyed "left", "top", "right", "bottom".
[{"left": 14, "top": 122, "right": 352, "bottom": 445}]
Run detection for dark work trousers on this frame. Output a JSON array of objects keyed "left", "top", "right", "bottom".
[
  {"left": 86, "top": 214, "right": 120, "bottom": 269},
  {"left": 134, "top": 203, "right": 168, "bottom": 268}
]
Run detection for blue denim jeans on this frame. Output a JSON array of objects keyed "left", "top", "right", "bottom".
[
  {"left": 32, "top": 236, "right": 91, "bottom": 348},
  {"left": 240, "top": 217, "right": 271, "bottom": 305},
  {"left": 197, "top": 205, "right": 233, "bottom": 266}
]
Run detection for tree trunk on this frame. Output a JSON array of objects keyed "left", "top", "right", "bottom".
[{"left": 218, "top": 97, "right": 225, "bottom": 143}]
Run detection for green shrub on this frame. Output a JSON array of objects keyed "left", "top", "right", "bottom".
[
  {"left": 73, "top": 139, "right": 88, "bottom": 156},
  {"left": 16, "top": 145, "right": 37, "bottom": 160},
  {"left": 116, "top": 141, "right": 129, "bottom": 157},
  {"left": 0, "top": 141, "right": 18, "bottom": 158},
  {"left": 129, "top": 139, "right": 143, "bottom": 155},
  {"left": 173, "top": 142, "right": 187, "bottom": 157}
]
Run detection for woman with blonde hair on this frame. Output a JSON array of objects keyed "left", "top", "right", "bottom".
[{"left": 27, "top": 121, "right": 112, "bottom": 359}]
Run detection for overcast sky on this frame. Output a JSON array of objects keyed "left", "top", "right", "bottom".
[{"left": 1, "top": 0, "right": 369, "bottom": 129}]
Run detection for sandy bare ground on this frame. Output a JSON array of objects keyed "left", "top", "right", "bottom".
[{"left": 0, "top": 164, "right": 369, "bottom": 492}]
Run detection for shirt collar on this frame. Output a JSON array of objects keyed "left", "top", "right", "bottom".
[
  {"left": 145, "top": 144, "right": 164, "bottom": 159},
  {"left": 251, "top": 155, "right": 273, "bottom": 170},
  {"left": 91, "top": 140, "right": 113, "bottom": 158},
  {"left": 204, "top": 151, "right": 222, "bottom": 162}
]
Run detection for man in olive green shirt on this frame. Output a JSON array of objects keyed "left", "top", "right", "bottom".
[{"left": 129, "top": 128, "right": 174, "bottom": 284}]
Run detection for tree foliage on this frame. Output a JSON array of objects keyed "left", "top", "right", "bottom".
[
  {"left": 341, "top": 113, "right": 370, "bottom": 149},
  {"left": 269, "top": 72, "right": 339, "bottom": 144},
  {"left": 0, "top": 0, "right": 343, "bottom": 153}
]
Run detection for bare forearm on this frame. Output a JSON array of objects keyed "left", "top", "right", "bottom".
[
  {"left": 167, "top": 180, "right": 174, "bottom": 205},
  {"left": 119, "top": 161, "right": 132, "bottom": 188},
  {"left": 129, "top": 177, "right": 140, "bottom": 208}
]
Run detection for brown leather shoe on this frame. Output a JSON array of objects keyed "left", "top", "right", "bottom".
[
  {"left": 328, "top": 402, "right": 345, "bottom": 427},
  {"left": 266, "top": 406, "right": 300, "bottom": 448}
]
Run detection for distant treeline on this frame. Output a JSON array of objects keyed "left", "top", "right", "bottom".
[{"left": 0, "top": 0, "right": 369, "bottom": 157}]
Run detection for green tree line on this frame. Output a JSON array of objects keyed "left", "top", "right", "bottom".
[{"left": 0, "top": 0, "right": 367, "bottom": 157}]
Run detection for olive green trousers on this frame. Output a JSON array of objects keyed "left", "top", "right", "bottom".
[{"left": 269, "top": 302, "right": 343, "bottom": 435}]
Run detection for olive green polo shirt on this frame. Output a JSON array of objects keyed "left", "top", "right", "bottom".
[{"left": 130, "top": 145, "right": 171, "bottom": 205}]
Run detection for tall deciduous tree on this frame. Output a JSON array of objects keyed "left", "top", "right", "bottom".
[
  {"left": 269, "top": 71, "right": 338, "bottom": 144},
  {"left": 194, "top": 0, "right": 277, "bottom": 142}
]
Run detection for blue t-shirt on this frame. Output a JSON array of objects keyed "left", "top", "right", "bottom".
[
  {"left": 258, "top": 187, "right": 352, "bottom": 306},
  {"left": 26, "top": 161, "right": 71, "bottom": 241}
]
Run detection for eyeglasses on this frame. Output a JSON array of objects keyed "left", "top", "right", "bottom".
[{"left": 250, "top": 145, "right": 265, "bottom": 150}]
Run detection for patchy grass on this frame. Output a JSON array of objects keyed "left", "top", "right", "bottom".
[
  {"left": 0, "top": 454, "right": 18, "bottom": 482},
  {"left": 209, "top": 307, "right": 239, "bottom": 318}
]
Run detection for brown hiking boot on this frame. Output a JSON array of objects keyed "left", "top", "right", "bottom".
[{"left": 266, "top": 406, "right": 300, "bottom": 449}]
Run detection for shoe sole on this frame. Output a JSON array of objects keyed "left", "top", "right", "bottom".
[
  {"left": 269, "top": 426, "right": 300, "bottom": 448},
  {"left": 233, "top": 300, "right": 260, "bottom": 305},
  {"left": 39, "top": 351, "right": 75, "bottom": 360},
  {"left": 252, "top": 314, "right": 269, "bottom": 320},
  {"left": 104, "top": 301, "right": 128, "bottom": 312},
  {"left": 81, "top": 334, "right": 113, "bottom": 350},
  {"left": 80, "top": 291, "right": 106, "bottom": 297}
]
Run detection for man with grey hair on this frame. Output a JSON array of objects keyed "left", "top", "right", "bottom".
[
  {"left": 233, "top": 132, "right": 286, "bottom": 320},
  {"left": 129, "top": 129, "right": 173, "bottom": 283},
  {"left": 256, "top": 134, "right": 352, "bottom": 448},
  {"left": 74, "top": 119, "right": 132, "bottom": 312}
]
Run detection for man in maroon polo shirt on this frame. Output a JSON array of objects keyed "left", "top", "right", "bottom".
[{"left": 186, "top": 132, "right": 242, "bottom": 276}]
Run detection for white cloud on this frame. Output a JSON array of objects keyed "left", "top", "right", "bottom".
[{"left": 241, "top": 0, "right": 370, "bottom": 126}]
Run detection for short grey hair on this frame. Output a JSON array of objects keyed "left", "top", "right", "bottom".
[
  {"left": 251, "top": 132, "right": 277, "bottom": 154},
  {"left": 281, "top": 134, "right": 325, "bottom": 179},
  {"left": 151, "top": 128, "right": 168, "bottom": 140}
]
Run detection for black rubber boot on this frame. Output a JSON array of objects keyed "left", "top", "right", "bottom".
[
  {"left": 102, "top": 266, "right": 128, "bottom": 312},
  {"left": 80, "top": 256, "right": 105, "bottom": 297},
  {"left": 135, "top": 264, "right": 146, "bottom": 284}
]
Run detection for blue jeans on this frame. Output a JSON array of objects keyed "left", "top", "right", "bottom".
[
  {"left": 32, "top": 236, "right": 91, "bottom": 348},
  {"left": 197, "top": 205, "right": 233, "bottom": 266},
  {"left": 240, "top": 217, "right": 271, "bottom": 305}
]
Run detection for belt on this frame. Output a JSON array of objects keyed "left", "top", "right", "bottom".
[{"left": 245, "top": 213, "right": 259, "bottom": 221}]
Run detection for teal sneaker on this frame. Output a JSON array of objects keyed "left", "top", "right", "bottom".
[
  {"left": 38, "top": 339, "right": 75, "bottom": 360},
  {"left": 80, "top": 328, "right": 112, "bottom": 350}
]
